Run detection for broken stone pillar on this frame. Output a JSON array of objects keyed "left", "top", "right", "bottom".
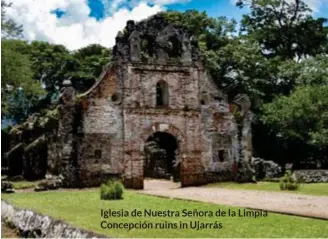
[
  {"left": 58, "top": 79, "right": 79, "bottom": 187},
  {"left": 233, "top": 94, "right": 254, "bottom": 182},
  {"left": 233, "top": 94, "right": 252, "bottom": 163}
]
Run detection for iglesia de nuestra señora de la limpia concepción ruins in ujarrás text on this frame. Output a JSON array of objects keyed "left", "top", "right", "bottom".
[{"left": 8, "top": 13, "right": 254, "bottom": 189}]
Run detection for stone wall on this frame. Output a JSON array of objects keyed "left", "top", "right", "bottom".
[
  {"left": 78, "top": 133, "right": 121, "bottom": 187},
  {"left": 47, "top": 131, "right": 61, "bottom": 175},
  {"left": 23, "top": 135, "right": 48, "bottom": 180},
  {"left": 181, "top": 152, "right": 207, "bottom": 186},
  {"left": 123, "top": 65, "right": 199, "bottom": 109},
  {"left": 293, "top": 170, "right": 328, "bottom": 183},
  {"left": 75, "top": 65, "right": 125, "bottom": 187},
  {"left": 1, "top": 201, "right": 106, "bottom": 238}
]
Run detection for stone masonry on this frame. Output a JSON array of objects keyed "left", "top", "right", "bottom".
[{"left": 56, "top": 14, "right": 253, "bottom": 188}]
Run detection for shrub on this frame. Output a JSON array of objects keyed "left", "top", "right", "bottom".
[
  {"left": 100, "top": 180, "right": 124, "bottom": 200},
  {"left": 279, "top": 170, "right": 299, "bottom": 191}
]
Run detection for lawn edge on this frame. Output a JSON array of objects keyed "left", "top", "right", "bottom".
[{"left": 1, "top": 200, "right": 109, "bottom": 238}]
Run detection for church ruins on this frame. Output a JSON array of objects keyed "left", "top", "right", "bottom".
[{"left": 6, "top": 14, "right": 253, "bottom": 189}]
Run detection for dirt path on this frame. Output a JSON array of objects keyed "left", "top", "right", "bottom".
[
  {"left": 139, "top": 180, "right": 328, "bottom": 220},
  {"left": 1, "top": 223, "right": 19, "bottom": 238}
]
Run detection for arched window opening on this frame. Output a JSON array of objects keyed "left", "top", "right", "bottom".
[{"left": 156, "top": 81, "right": 169, "bottom": 106}]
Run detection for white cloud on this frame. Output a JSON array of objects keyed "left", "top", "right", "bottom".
[
  {"left": 102, "top": 0, "right": 126, "bottom": 15},
  {"left": 303, "top": 0, "right": 328, "bottom": 12},
  {"left": 285, "top": 0, "right": 327, "bottom": 12},
  {"left": 6, "top": 0, "right": 176, "bottom": 50}
]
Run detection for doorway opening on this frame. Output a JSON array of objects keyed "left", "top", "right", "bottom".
[{"left": 143, "top": 131, "right": 180, "bottom": 181}]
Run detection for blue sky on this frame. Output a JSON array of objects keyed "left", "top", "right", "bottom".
[
  {"left": 88, "top": 0, "right": 327, "bottom": 20},
  {"left": 7, "top": 0, "right": 328, "bottom": 51},
  {"left": 166, "top": 0, "right": 249, "bottom": 20},
  {"left": 87, "top": 0, "right": 249, "bottom": 20}
]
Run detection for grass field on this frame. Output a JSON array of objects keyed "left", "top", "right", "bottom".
[
  {"left": 207, "top": 182, "right": 328, "bottom": 196},
  {"left": 2, "top": 190, "right": 328, "bottom": 238}
]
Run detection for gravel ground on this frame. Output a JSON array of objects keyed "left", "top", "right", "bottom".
[{"left": 139, "top": 180, "right": 328, "bottom": 219}]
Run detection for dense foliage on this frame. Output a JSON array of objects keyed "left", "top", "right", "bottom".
[
  {"left": 237, "top": 0, "right": 328, "bottom": 60},
  {"left": 1, "top": 0, "right": 327, "bottom": 166},
  {"left": 1, "top": 40, "right": 45, "bottom": 122},
  {"left": 263, "top": 85, "right": 328, "bottom": 151}
]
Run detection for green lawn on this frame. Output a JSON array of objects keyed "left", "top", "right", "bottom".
[
  {"left": 2, "top": 190, "right": 328, "bottom": 238},
  {"left": 207, "top": 182, "right": 328, "bottom": 196}
]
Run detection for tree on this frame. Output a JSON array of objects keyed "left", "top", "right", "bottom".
[
  {"left": 162, "top": 10, "right": 216, "bottom": 38},
  {"left": 237, "top": 0, "right": 328, "bottom": 60},
  {"left": 25, "top": 41, "right": 73, "bottom": 91},
  {"left": 262, "top": 85, "right": 328, "bottom": 162},
  {"left": 272, "top": 54, "right": 328, "bottom": 94},
  {"left": 1, "top": 3, "right": 46, "bottom": 123},
  {"left": 71, "top": 44, "right": 112, "bottom": 92},
  {"left": 208, "top": 40, "right": 278, "bottom": 103},
  {"left": 1, "top": 40, "right": 45, "bottom": 122},
  {"left": 1, "top": 0, "right": 23, "bottom": 39},
  {"left": 231, "top": 1, "right": 328, "bottom": 164},
  {"left": 163, "top": 11, "right": 237, "bottom": 53}
]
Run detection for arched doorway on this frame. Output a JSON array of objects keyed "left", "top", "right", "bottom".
[{"left": 143, "top": 131, "right": 180, "bottom": 181}]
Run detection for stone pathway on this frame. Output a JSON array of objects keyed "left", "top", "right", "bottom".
[{"left": 139, "top": 180, "right": 328, "bottom": 220}]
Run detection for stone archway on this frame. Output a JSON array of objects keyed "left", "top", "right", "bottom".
[
  {"left": 141, "top": 123, "right": 185, "bottom": 183},
  {"left": 144, "top": 131, "right": 178, "bottom": 180},
  {"left": 141, "top": 123, "right": 185, "bottom": 147},
  {"left": 123, "top": 123, "right": 185, "bottom": 189}
]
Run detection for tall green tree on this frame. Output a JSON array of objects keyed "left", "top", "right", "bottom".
[
  {"left": 237, "top": 0, "right": 328, "bottom": 60},
  {"left": 1, "top": 2, "right": 46, "bottom": 123},
  {"left": 162, "top": 11, "right": 237, "bottom": 54},
  {"left": 262, "top": 84, "right": 328, "bottom": 162},
  {"left": 1, "top": 40, "right": 45, "bottom": 122},
  {"left": 26, "top": 41, "right": 73, "bottom": 91},
  {"left": 71, "top": 44, "right": 112, "bottom": 92},
  {"left": 259, "top": 55, "right": 328, "bottom": 163}
]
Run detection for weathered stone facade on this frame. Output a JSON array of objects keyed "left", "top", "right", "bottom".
[{"left": 56, "top": 14, "right": 253, "bottom": 188}]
